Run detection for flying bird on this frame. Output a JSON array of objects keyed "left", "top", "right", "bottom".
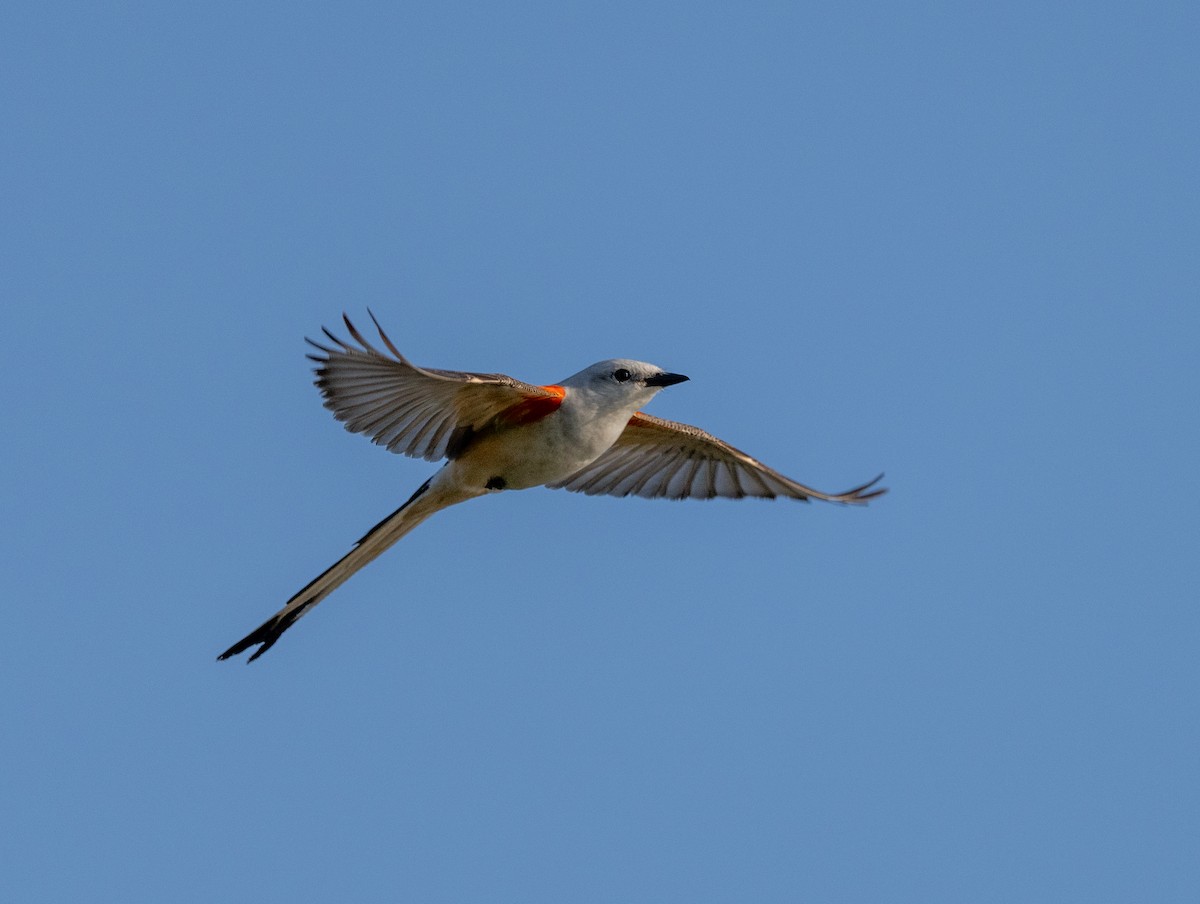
[{"left": 219, "top": 313, "right": 885, "bottom": 662}]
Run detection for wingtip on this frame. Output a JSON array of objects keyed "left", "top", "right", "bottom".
[
  {"left": 305, "top": 335, "right": 334, "bottom": 354},
  {"left": 842, "top": 472, "right": 887, "bottom": 504},
  {"left": 340, "top": 312, "right": 389, "bottom": 357},
  {"left": 367, "top": 308, "right": 405, "bottom": 360}
]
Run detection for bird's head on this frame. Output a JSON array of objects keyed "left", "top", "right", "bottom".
[{"left": 561, "top": 359, "right": 689, "bottom": 410}]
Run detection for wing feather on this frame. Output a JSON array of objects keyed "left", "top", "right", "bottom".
[
  {"left": 309, "top": 313, "right": 562, "bottom": 461},
  {"left": 549, "top": 412, "right": 886, "bottom": 504}
]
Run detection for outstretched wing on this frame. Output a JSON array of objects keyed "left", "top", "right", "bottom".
[
  {"left": 549, "top": 412, "right": 886, "bottom": 503},
  {"left": 306, "top": 313, "right": 564, "bottom": 461}
]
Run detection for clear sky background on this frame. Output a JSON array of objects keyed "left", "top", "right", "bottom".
[{"left": 3, "top": 2, "right": 1197, "bottom": 901}]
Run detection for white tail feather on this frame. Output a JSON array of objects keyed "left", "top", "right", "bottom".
[{"left": 218, "top": 476, "right": 471, "bottom": 662}]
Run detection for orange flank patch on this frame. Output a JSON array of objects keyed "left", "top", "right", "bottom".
[{"left": 497, "top": 385, "right": 566, "bottom": 427}]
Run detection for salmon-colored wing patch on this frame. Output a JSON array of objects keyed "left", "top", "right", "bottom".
[{"left": 496, "top": 385, "right": 566, "bottom": 427}]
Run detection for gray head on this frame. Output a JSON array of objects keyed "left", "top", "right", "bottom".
[{"left": 560, "top": 358, "right": 689, "bottom": 405}]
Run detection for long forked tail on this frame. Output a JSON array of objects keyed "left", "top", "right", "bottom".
[{"left": 218, "top": 477, "right": 463, "bottom": 662}]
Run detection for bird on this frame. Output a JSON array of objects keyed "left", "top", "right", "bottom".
[{"left": 218, "top": 313, "right": 886, "bottom": 662}]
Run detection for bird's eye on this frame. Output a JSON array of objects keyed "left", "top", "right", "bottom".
[{"left": 613, "top": 368, "right": 632, "bottom": 382}]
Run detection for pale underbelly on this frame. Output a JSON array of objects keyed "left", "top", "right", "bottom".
[{"left": 449, "top": 418, "right": 615, "bottom": 491}]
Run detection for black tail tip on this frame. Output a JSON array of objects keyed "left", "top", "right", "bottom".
[{"left": 217, "top": 609, "right": 303, "bottom": 663}]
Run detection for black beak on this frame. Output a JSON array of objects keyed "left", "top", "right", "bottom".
[{"left": 645, "top": 372, "right": 689, "bottom": 388}]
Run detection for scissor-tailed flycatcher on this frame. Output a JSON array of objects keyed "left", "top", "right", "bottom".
[{"left": 219, "top": 313, "right": 885, "bottom": 662}]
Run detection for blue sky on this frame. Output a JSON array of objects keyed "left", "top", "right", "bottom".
[{"left": 3, "top": 2, "right": 1197, "bottom": 901}]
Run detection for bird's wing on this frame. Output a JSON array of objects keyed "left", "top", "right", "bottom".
[
  {"left": 549, "top": 412, "right": 886, "bottom": 503},
  {"left": 306, "top": 313, "right": 565, "bottom": 461}
]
